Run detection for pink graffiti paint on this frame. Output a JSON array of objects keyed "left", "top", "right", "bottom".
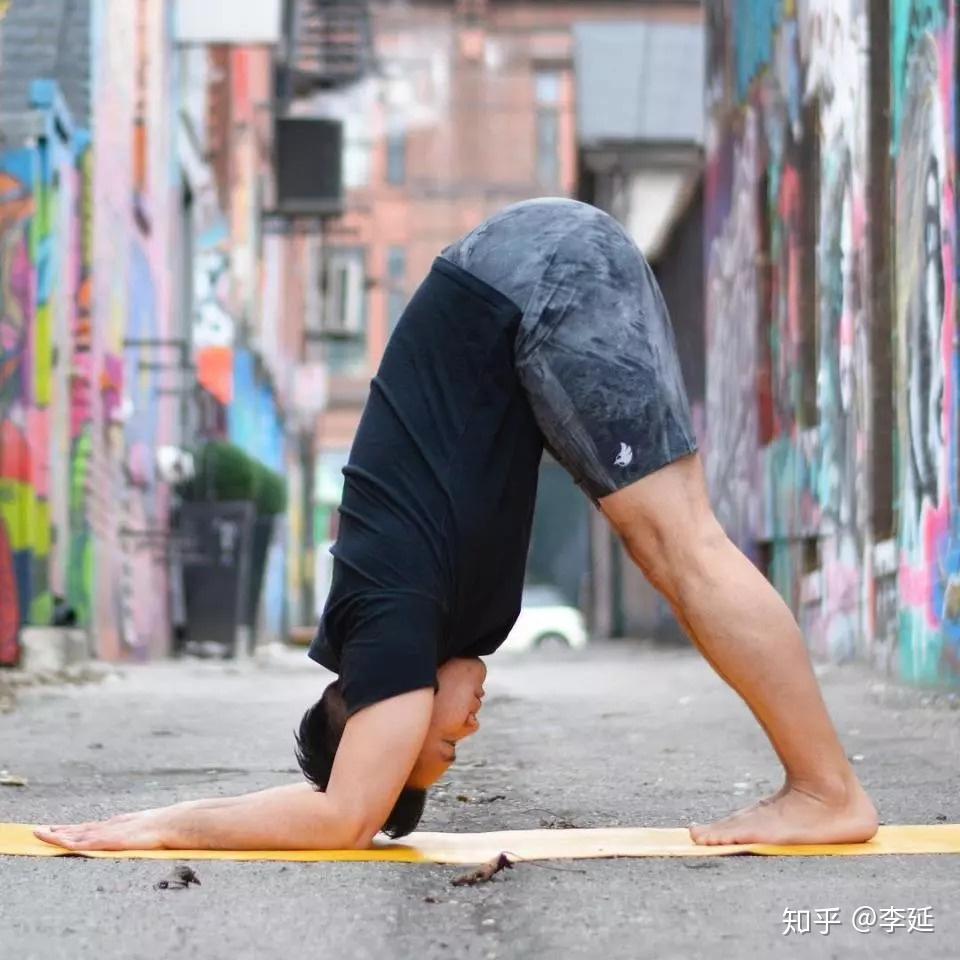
[
  {"left": 70, "top": 353, "right": 93, "bottom": 439},
  {"left": 0, "top": 519, "right": 19, "bottom": 665},
  {"left": 25, "top": 406, "right": 50, "bottom": 499},
  {"left": 0, "top": 419, "right": 29, "bottom": 483},
  {"left": 900, "top": 500, "right": 950, "bottom": 628},
  {"left": 101, "top": 352, "right": 123, "bottom": 422}
]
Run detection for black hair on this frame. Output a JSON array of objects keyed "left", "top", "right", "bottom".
[{"left": 295, "top": 681, "right": 426, "bottom": 839}]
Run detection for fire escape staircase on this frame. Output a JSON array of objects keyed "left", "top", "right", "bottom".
[{"left": 282, "top": 0, "right": 374, "bottom": 97}]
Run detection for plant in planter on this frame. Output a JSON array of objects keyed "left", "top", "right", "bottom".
[{"left": 178, "top": 441, "right": 259, "bottom": 505}]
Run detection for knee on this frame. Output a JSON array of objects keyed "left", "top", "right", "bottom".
[{"left": 620, "top": 510, "right": 727, "bottom": 602}]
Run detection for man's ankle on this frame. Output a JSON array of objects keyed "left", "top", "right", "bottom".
[{"left": 785, "top": 772, "right": 861, "bottom": 806}]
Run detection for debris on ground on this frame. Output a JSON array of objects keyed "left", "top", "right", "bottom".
[
  {"left": 0, "top": 678, "right": 14, "bottom": 715},
  {"left": 526, "top": 807, "right": 578, "bottom": 829},
  {"left": 456, "top": 793, "right": 506, "bottom": 805},
  {"left": 154, "top": 866, "right": 201, "bottom": 891},
  {"left": 451, "top": 853, "right": 513, "bottom": 887},
  {"left": 539, "top": 815, "right": 578, "bottom": 829},
  {"left": 451, "top": 852, "right": 587, "bottom": 887},
  {"left": 0, "top": 770, "right": 27, "bottom": 787}
]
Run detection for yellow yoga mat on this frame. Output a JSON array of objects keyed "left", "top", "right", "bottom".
[{"left": 2, "top": 823, "right": 960, "bottom": 864}]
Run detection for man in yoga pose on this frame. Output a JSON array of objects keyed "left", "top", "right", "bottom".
[{"left": 37, "top": 199, "right": 878, "bottom": 852}]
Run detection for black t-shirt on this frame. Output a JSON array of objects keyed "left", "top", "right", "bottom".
[{"left": 309, "top": 257, "right": 544, "bottom": 715}]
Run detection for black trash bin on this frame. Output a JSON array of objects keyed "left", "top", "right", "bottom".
[{"left": 178, "top": 501, "right": 256, "bottom": 658}]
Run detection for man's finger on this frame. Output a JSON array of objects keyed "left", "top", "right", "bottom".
[
  {"left": 54, "top": 829, "right": 108, "bottom": 850},
  {"left": 34, "top": 828, "right": 71, "bottom": 847}
]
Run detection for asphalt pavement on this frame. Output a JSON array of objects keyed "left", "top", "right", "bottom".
[{"left": 1, "top": 641, "right": 958, "bottom": 959}]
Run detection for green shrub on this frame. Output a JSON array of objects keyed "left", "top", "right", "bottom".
[
  {"left": 178, "top": 441, "right": 286, "bottom": 516},
  {"left": 255, "top": 464, "right": 288, "bottom": 516}
]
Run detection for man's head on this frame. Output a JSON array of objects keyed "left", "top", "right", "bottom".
[{"left": 295, "top": 658, "right": 487, "bottom": 838}]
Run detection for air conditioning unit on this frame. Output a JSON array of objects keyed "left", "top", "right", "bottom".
[
  {"left": 320, "top": 252, "right": 364, "bottom": 339},
  {"left": 274, "top": 118, "right": 344, "bottom": 216}
]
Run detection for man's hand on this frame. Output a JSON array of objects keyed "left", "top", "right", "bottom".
[
  {"left": 34, "top": 807, "right": 174, "bottom": 851},
  {"left": 33, "top": 688, "right": 436, "bottom": 851}
]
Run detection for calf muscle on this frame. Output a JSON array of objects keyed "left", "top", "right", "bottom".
[{"left": 599, "top": 453, "right": 877, "bottom": 846}]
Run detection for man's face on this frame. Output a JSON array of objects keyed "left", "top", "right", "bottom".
[{"left": 406, "top": 658, "right": 486, "bottom": 788}]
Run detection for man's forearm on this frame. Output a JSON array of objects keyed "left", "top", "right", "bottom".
[
  {"left": 164, "top": 783, "right": 365, "bottom": 850},
  {"left": 173, "top": 782, "right": 313, "bottom": 814}
]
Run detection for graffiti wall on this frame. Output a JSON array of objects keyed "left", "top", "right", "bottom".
[
  {"left": 892, "top": 1, "right": 957, "bottom": 682},
  {"left": 704, "top": 115, "right": 761, "bottom": 554},
  {"left": 0, "top": 84, "right": 82, "bottom": 664},
  {"left": 68, "top": 139, "right": 94, "bottom": 628},
  {"left": 1, "top": 3, "right": 296, "bottom": 662},
  {"left": 194, "top": 219, "right": 236, "bottom": 407},
  {"left": 706, "top": 1, "right": 959, "bottom": 684},
  {"left": 0, "top": 150, "right": 36, "bottom": 663},
  {"left": 86, "top": 0, "right": 177, "bottom": 660}
]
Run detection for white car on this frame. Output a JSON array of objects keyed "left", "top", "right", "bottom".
[{"left": 501, "top": 584, "right": 588, "bottom": 652}]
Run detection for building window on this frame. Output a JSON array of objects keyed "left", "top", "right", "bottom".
[
  {"left": 343, "top": 111, "right": 373, "bottom": 189},
  {"left": 322, "top": 248, "right": 367, "bottom": 375},
  {"left": 535, "top": 69, "right": 562, "bottom": 190},
  {"left": 345, "top": 139, "right": 372, "bottom": 189},
  {"left": 387, "top": 246, "right": 407, "bottom": 332},
  {"left": 386, "top": 117, "right": 406, "bottom": 186},
  {"left": 535, "top": 71, "right": 562, "bottom": 106}
]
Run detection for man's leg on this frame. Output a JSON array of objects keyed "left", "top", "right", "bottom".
[{"left": 600, "top": 452, "right": 878, "bottom": 845}]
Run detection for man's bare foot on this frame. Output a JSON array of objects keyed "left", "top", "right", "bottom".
[{"left": 689, "top": 778, "right": 878, "bottom": 846}]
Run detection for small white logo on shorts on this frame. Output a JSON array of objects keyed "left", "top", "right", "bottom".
[{"left": 614, "top": 443, "right": 634, "bottom": 468}]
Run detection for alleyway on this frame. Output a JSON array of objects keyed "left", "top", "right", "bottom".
[{"left": 1, "top": 643, "right": 958, "bottom": 959}]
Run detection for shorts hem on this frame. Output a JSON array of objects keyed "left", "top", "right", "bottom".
[{"left": 586, "top": 441, "right": 699, "bottom": 503}]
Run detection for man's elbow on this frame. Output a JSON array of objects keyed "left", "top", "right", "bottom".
[
  {"left": 338, "top": 819, "right": 380, "bottom": 850},
  {"left": 329, "top": 808, "right": 381, "bottom": 850}
]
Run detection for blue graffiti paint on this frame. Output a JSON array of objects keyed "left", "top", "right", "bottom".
[
  {"left": 891, "top": 0, "right": 949, "bottom": 150},
  {"left": 733, "top": 0, "right": 782, "bottom": 101}
]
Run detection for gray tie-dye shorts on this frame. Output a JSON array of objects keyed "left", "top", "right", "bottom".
[{"left": 441, "top": 197, "right": 698, "bottom": 502}]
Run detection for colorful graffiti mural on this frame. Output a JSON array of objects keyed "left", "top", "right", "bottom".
[
  {"left": 0, "top": 85, "right": 90, "bottom": 663},
  {"left": 705, "top": 115, "right": 761, "bottom": 552},
  {"left": 0, "top": 156, "right": 34, "bottom": 663},
  {"left": 892, "top": 2, "right": 958, "bottom": 682},
  {"left": 0, "top": 98, "right": 82, "bottom": 662},
  {"left": 706, "top": 0, "right": 960, "bottom": 684},
  {"left": 68, "top": 141, "right": 94, "bottom": 627},
  {"left": 194, "top": 220, "right": 236, "bottom": 406},
  {"left": 1, "top": 8, "right": 300, "bottom": 665}
]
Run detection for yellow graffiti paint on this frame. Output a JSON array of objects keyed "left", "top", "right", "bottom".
[
  {"left": 0, "top": 481, "right": 37, "bottom": 552},
  {"left": 32, "top": 497, "right": 50, "bottom": 557},
  {"left": 33, "top": 303, "right": 52, "bottom": 405}
]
